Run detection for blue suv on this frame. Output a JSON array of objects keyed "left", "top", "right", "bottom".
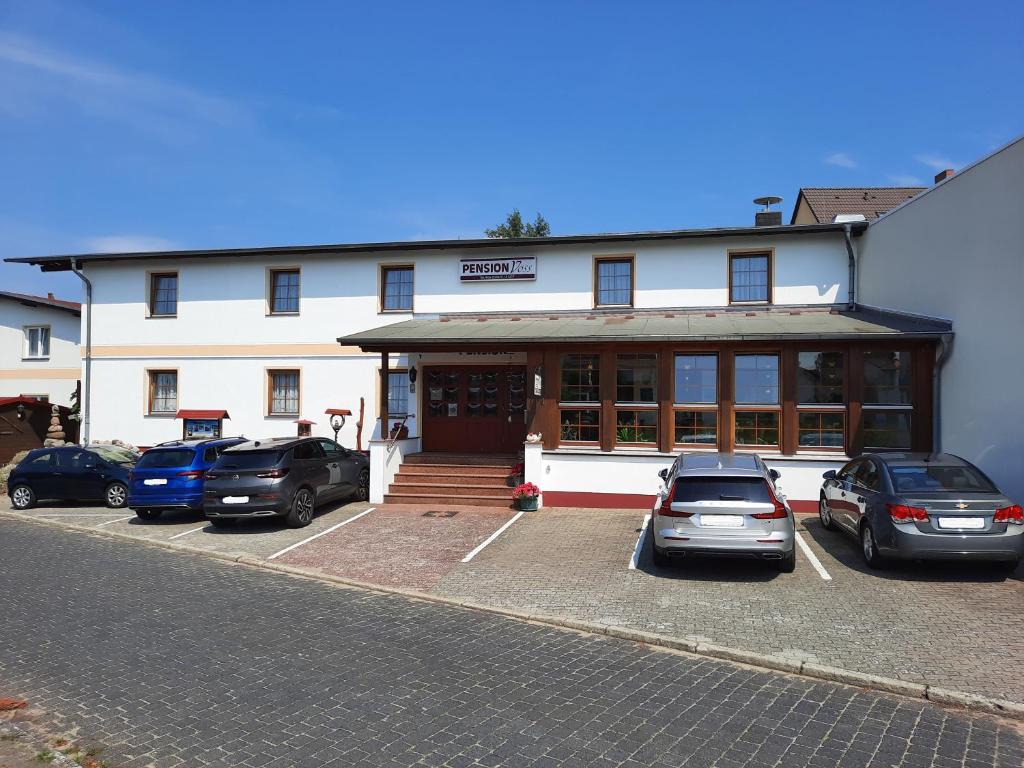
[{"left": 128, "top": 437, "right": 246, "bottom": 520}]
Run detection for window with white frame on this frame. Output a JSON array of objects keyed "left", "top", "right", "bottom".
[
  {"left": 388, "top": 371, "right": 409, "bottom": 416},
  {"left": 24, "top": 326, "right": 50, "bottom": 358}
]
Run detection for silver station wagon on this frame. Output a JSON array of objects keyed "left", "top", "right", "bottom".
[{"left": 652, "top": 452, "right": 796, "bottom": 572}]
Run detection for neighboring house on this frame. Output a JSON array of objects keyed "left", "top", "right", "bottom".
[
  {"left": 0, "top": 291, "right": 81, "bottom": 406},
  {"left": 791, "top": 187, "right": 926, "bottom": 225},
  {"left": 6, "top": 215, "right": 950, "bottom": 509},
  {"left": 857, "top": 135, "right": 1024, "bottom": 503}
]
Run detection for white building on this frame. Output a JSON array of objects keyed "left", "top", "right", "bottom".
[
  {"left": 0, "top": 291, "right": 81, "bottom": 406},
  {"left": 7, "top": 215, "right": 951, "bottom": 509}
]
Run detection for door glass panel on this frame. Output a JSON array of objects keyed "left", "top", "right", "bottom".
[{"left": 508, "top": 370, "right": 526, "bottom": 420}]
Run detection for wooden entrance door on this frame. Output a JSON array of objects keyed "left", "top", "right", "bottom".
[{"left": 421, "top": 366, "right": 528, "bottom": 454}]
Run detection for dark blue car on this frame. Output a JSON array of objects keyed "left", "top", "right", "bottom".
[
  {"left": 7, "top": 445, "right": 139, "bottom": 510},
  {"left": 128, "top": 437, "right": 246, "bottom": 520}
]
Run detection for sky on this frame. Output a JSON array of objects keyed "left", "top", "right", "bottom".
[{"left": 1, "top": 0, "right": 1022, "bottom": 298}]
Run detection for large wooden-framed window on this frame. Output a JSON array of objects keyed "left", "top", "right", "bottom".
[
  {"left": 268, "top": 268, "right": 301, "bottom": 314},
  {"left": 862, "top": 349, "right": 912, "bottom": 449},
  {"left": 673, "top": 353, "right": 718, "bottom": 447},
  {"left": 149, "top": 272, "right": 178, "bottom": 317},
  {"left": 593, "top": 255, "right": 634, "bottom": 308},
  {"left": 615, "top": 352, "right": 657, "bottom": 445},
  {"left": 268, "top": 369, "right": 300, "bottom": 416},
  {"left": 734, "top": 353, "right": 780, "bottom": 449},
  {"left": 559, "top": 353, "right": 601, "bottom": 444},
  {"left": 729, "top": 251, "right": 772, "bottom": 304},
  {"left": 380, "top": 265, "right": 414, "bottom": 312},
  {"left": 796, "top": 351, "right": 846, "bottom": 451},
  {"left": 147, "top": 370, "right": 178, "bottom": 415}
]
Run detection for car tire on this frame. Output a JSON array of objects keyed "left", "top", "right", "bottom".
[
  {"left": 778, "top": 547, "right": 796, "bottom": 573},
  {"left": 135, "top": 508, "right": 161, "bottom": 521},
  {"left": 994, "top": 559, "right": 1020, "bottom": 577},
  {"left": 649, "top": 526, "right": 669, "bottom": 568},
  {"left": 818, "top": 495, "right": 836, "bottom": 531},
  {"left": 208, "top": 517, "right": 234, "bottom": 529},
  {"left": 354, "top": 468, "right": 370, "bottom": 502},
  {"left": 860, "top": 522, "right": 885, "bottom": 569},
  {"left": 9, "top": 485, "right": 35, "bottom": 510},
  {"left": 105, "top": 482, "right": 128, "bottom": 509},
  {"left": 286, "top": 488, "right": 316, "bottom": 528}
]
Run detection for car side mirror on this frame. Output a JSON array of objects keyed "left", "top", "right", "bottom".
[
  {"left": 658, "top": 468, "right": 669, "bottom": 481},
  {"left": 769, "top": 469, "right": 780, "bottom": 481},
  {"left": 822, "top": 470, "right": 836, "bottom": 481}
]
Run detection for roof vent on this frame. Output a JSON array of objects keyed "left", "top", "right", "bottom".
[
  {"left": 753, "top": 196, "right": 782, "bottom": 227},
  {"left": 833, "top": 213, "right": 867, "bottom": 223}
]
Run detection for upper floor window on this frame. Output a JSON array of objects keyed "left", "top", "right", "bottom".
[
  {"left": 24, "top": 326, "right": 50, "bottom": 358},
  {"left": 381, "top": 266, "right": 414, "bottom": 312},
  {"left": 149, "top": 272, "right": 178, "bottom": 317},
  {"left": 729, "top": 252, "right": 771, "bottom": 303},
  {"left": 269, "top": 370, "right": 300, "bottom": 416},
  {"left": 269, "top": 269, "right": 301, "bottom": 314},
  {"left": 594, "top": 256, "right": 634, "bottom": 307},
  {"left": 148, "top": 370, "right": 178, "bottom": 414}
]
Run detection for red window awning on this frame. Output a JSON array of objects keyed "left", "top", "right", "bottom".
[
  {"left": 175, "top": 409, "right": 230, "bottom": 420},
  {"left": 324, "top": 408, "right": 352, "bottom": 416}
]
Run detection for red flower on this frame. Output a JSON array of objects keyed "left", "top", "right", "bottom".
[{"left": 512, "top": 482, "right": 540, "bottom": 499}]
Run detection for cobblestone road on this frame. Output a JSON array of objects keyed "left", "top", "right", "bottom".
[{"left": 2, "top": 519, "right": 1023, "bottom": 768}]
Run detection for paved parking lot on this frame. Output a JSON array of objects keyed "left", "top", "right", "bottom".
[{"left": 4, "top": 498, "right": 1022, "bottom": 705}]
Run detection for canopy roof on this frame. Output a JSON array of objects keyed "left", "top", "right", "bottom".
[{"left": 340, "top": 306, "right": 951, "bottom": 351}]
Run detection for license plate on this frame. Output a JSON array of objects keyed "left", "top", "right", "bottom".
[
  {"left": 938, "top": 516, "right": 984, "bottom": 530},
  {"left": 700, "top": 514, "right": 744, "bottom": 528},
  {"left": 222, "top": 496, "right": 249, "bottom": 505},
  {"left": 143, "top": 478, "right": 167, "bottom": 486}
]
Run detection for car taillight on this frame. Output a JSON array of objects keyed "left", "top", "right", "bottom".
[
  {"left": 657, "top": 482, "right": 693, "bottom": 517},
  {"left": 177, "top": 470, "right": 205, "bottom": 480},
  {"left": 888, "top": 503, "right": 929, "bottom": 523},
  {"left": 751, "top": 483, "right": 788, "bottom": 519},
  {"left": 994, "top": 504, "right": 1024, "bottom": 525},
  {"left": 204, "top": 471, "right": 218, "bottom": 480},
  {"left": 256, "top": 468, "right": 289, "bottom": 479}
]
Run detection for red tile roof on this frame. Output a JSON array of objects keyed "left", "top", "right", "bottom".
[
  {"left": 0, "top": 290, "right": 81, "bottom": 314},
  {"left": 792, "top": 187, "right": 926, "bottom": 224},
  {"left": 174, "top": 409, "right": 230, "bottom": 420}
]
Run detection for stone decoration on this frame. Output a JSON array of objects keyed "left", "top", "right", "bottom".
[{"left": 43, "top": 404, "right": 67, "bottom": 447}]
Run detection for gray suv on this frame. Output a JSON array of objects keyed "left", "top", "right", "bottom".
[
  {"left": 652, "top": 452, "right": 796, "bottom": 572},
  {"left": 203, "top": 437, "right": 369, "bottom": 528}
]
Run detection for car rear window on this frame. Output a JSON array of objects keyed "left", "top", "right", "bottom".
[
  {"left": 673, "top": 476, "right": 772, "bottom": 503},
  {"left": 889, "top": 465, "right": 996, "bottom": 494},
  {"left": 215, "top": 451, "right": 283, "bottom": 470},
  {"left": 135, "top": 449, "right": 196, "bottom": 469}
]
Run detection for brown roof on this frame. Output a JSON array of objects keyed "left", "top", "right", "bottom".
[
  {"left": 0, "top": 290, "right": 81, "bottom": 314},
  {"left": 791, "top": 187, "right": 926, "bottom": 224}
]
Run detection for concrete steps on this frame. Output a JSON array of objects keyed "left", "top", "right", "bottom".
[{"left": 384, "top": 452, "right": 520, "bottom": 508}]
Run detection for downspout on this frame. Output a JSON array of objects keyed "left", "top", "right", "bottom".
[
  {"left": 70, "top": 259, "right": 92, "bottom": 446},
  {"left": 932, "top": 333, "right": 954, "bottom": 454},
  {"left": 843, "top": 222, "right": 857, "bottom": 310}
]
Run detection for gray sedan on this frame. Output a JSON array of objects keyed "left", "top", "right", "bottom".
[{"left": 819, "top": 452, "right": 1023, "bottom": 571}]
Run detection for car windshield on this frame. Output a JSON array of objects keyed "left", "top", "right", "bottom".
[
  {"left": 135, "top": 449, "right": 196, "bottom": 469},
  {"left": 673, "top": 476, "right": 772, "bottom": 503},
  {"left": 215, "top": 450, "right": 283, "bottom": 470},
  {"left": 889, "top": 464, "right": 997, "bottom": 494},
  {"left": 90, "top": 446, "right": 139, "bottom": 464}
]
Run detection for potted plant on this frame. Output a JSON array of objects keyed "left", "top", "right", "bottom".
[
  {"left": 507, "top": 462, "right": 525, "bottom": 487},
  {"left": 513, "top": 482, "right": 541, "bottom": 511}
]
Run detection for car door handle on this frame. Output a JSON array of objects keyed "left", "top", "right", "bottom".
[{"left": 857, "top": 497, "right": 865, "bottom": 504}]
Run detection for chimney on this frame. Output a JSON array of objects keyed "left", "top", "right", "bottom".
[
  {"left": 934, "top": 169, "right": 954, "bottom": 184},
  {"left": 47, "top": 292, "right": 54, "bottom": 300},
  {"left": 753, "top": 196, "right": 783, "bottom": 227}
]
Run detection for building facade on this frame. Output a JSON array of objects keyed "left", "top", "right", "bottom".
[{"left": 0, "top": 291, "right": 81, "bottom": 406}]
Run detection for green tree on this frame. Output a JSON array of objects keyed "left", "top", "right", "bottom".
[{"left": 485, "top": 208, "right": 550, "bottom": 238}]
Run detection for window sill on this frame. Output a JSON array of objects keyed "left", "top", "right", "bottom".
[
  {"left": 728, "top": 301, "right": 772, "bottom": 307},
  {"left": 145, "top": 412, "right": 177, "bottom": 418},
  {"left": 379, "top": 309, "right": 413, "bottom": 315},
  {"left": 147, "top": 314, "right": 177, "bottom": 319},
  {"left": 21, "top": 357, "right": 50, "bottom": 362},
  {"left": 266, "top": 413, "right": 300, "bottom": 419},
  {"left": 267, "top": 311, "right": 300, "bottom": 317}
]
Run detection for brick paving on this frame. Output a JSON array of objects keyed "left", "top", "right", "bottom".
[
  {"left": 433, "top": 508, "right": 1024, "bottom": 704},
  {"left": 2, "top": 519, "right": 1023, "bottom": 768}
]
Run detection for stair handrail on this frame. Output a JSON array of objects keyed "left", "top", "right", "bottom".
[{"left": 385, "top": 414, "right": 411, "bottom": 457}]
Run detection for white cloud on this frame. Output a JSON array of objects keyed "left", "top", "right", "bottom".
[
  {"left": 824, "top": 152, "right": 857, "bottom": 169},
  {"left": 82, "top": 235, "right": 179, "bottom": 253},
  {"left": 887, "top": 174, "right": 924, "bottom": 186},
  {"left": 915, "top": 153, "right": 957, "bottom": 171}
]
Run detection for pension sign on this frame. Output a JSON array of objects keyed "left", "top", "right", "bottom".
[{"left": 459, "top": 256, "right": 536, "bottom": 282}]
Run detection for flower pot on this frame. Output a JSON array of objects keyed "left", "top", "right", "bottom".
[{"left": 517, "top": 495, "right": 540, "bottom": 512}]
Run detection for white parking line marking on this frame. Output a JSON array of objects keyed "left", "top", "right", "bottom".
[
  {"left": 629, "top": 514, "right": 652, "bottom": 570},
  {"left": 462, "top": 511, "right": 525, "bottom": 563},
  {"left": 267, "top": 507, "right": 375, "bottom": 560},
  {"left": 795, "top": 531, "right": 832, "bottom": 581},
  {"left": 32, "top": 513, "right": 128, "bottom": 517},
  {"left": 95, "top": 515, "right": 136, "bottom": 527},
  {"left": 169, "top": 526, "right": 206, "bottom": 540}
]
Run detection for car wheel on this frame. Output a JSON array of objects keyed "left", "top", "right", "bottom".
[
  {"left": 860, "top": 523, "right": 884, "bottom": 569},
  {"left": 9, "top": 485, "right": 35, "bottom": 510},
  {"left": 105, "top": 482, "right": 128, "bottom": 509},
  {"left": 135, "top": 508, "right": 161, "bottom": 521},
  {"left": 818, "top": 495, "right": 836, "bottom": 530},
  {"left": 354, "top": 468, "right": 370, "bottom": 502},
  {"left": 778, "top": 547, "right": 796, "bottom": 573},
  {"left": 286, "top": 488, "right": 316, "bottom": 528},
  {"left": 208, "top": 517, "right": 234, "bottom": 529},
  {"left": 649, "top": 525, "right": 669, "bottom": 568}
]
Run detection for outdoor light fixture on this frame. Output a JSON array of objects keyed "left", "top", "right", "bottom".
[
  {"left": 324, "top": 408, "right": 352, "bottom": 443},
  {"left": 408, "top": 365, "right": 417, "bottom": 393},
  {"left": 16, "top": 403, "right": 26, "bottom": 420}
]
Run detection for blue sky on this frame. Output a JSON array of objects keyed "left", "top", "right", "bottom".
[{"left": 1, "top": 0, "right": 1021, "bottom": 298}]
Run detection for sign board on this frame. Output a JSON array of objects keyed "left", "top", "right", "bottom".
[
  {"left": 460, "top": 256, "right": 536, "bottom": 282},
  {"left": 183, "top": 418, "right": 221, "bottom": 440},
  {"left": 533, "top": 372, "right": 543, "bottom": 397}
]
